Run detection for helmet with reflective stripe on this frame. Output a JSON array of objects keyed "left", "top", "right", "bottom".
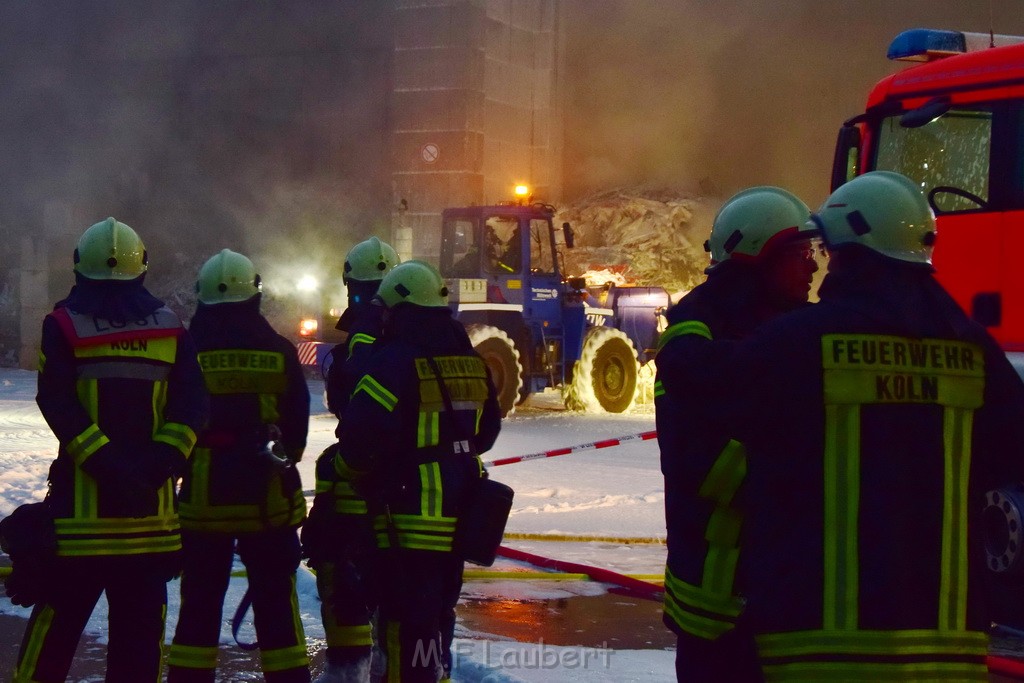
[
  {"left": 74, "top": 217, "right": 148, "bottom": 280},
  {"left": 375, "top": 259, "right": 449, "bottom": 309},
  {"left": 811, "top": 171, "right": 936, "bottom": 265},
  {"left": 705, "top": 187, "right": 814, "bottom": 273},
  {"left": 344, "top": 237, "right": 400, "bottom": 284},
  {"left": 196, "top": 249, "right": 262, "bottom": 304}
]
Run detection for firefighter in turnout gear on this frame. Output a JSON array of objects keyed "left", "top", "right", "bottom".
[
  {"left": 304, "top": 236, "right": 399, "bottom": 682},
  {"left": 11, "top": 218, "right": 208, "bottom": 683},
  {"left": 324, "top": 236, "right": 400, "bottom": 418},
  {"left": 168, "top": 249, "right": 311, "bottom": 683},
  {"left": 731, "top": 171, "right": 1024, "bottom": 680},
  {"left": 333, "top": 260, "right": 501, "bottom": 682},
  {"left": 655, "top": 187, "right": 818, "bottom": 682}
]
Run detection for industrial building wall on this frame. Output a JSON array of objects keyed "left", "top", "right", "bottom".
[
  {"left": 391, "top": 0, "right": 564, "bottom": 262},
  {"left": 0, "top": 1, "right": 564, "bottom": 365},
  {"left": 0, "top": 2, "right": 397, "bottom": 367}
]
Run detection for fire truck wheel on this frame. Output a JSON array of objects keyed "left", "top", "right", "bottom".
[
  {"left": 467, "top": 324, "right": 524, "bottom": 418},
  {"left": 564, "top": 327, "right": 638, "bottom": 414},
  {"left": 984, "top": 484, "right": 1024, "bottom": 575}
]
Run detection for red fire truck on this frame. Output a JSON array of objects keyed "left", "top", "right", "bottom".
[
  {"left": 832, "top": 28, "right": 1024, "bottom": 355},
  {"left": 831, "top": 27, "right": 1024, "bottom": 627}
]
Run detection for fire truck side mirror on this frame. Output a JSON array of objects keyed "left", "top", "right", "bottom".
[
  {"left": 562, "top": 222, "right": 575, "bottom": 249},
  {"left": 567, "top": 277, "right": 587, "bottom": 293},
  {"left": 831, "top": 125, "right": 862, "bottom": 192},
  {"left": 972, "top": 292, "right": 1002, "bottom": 328}
]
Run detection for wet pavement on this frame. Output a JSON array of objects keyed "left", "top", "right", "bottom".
[
  {"left": 0, "top": 587, "right": 1021, "bottom": 681},
  {"left": 458, "top": 590, "right": 672, "bottom": 650},
  {"left": 0, "top": 589, "right": 666, "bottom": 681},
  {"left": 0, "top": 612, "right": 330, "bottom": 682}
]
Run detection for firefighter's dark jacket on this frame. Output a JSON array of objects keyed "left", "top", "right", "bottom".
[
  {"left": 313, "top": 299, "right": 384, "bottom": 547},
  {"left": 326, "top": 299, "right": 383, "bottom": 419},
  {"left": 179, "top": 297, "right": 309, "bottom": 533},
  {"left": 37, "top": 275, "right": 208, "bottom": 562},
  {"left": 656, "top": 261, "right": 802, "bottom": 640},
  {"left": 335, "top": 304, "right": 501, "bottom": 553},
  {"left": 731, "top": 246, "right": 1024, "bottom": 679}
]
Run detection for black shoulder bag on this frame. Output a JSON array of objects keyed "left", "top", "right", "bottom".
[{"left": 0, "top": 499, "right": 57, "bottom": 607}]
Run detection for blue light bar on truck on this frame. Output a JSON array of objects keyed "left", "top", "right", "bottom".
[
  {"left": 887, "top": 29, "right": 966, "bottom": 62},
  {"left": 888, "top": 29, "right": 1024, "bottom": 62}
]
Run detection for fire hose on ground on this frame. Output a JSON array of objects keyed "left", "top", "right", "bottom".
[
  {"left": 481, "top": 430, "right": 663, "bottom": 604},
  {"left": 484, "top": 430, "right": 666, "bottom": 600}
]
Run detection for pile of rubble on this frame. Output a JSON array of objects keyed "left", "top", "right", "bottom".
[{"left": 555, "top": 187, "right": 718, "bottom": 298}]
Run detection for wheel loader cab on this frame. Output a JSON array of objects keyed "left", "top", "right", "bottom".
[{"left": 439, "top": 206, "right": 561, "bottom": 305}]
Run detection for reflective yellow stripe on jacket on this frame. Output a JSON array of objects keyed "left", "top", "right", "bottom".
[
  {"left": 751, "top": 335, "right": 989, "bottom": 680},
  {"left": 663, "top": 439, "right": 746, "bottom": 638},
  {"left": 374, "top": 460, "right": 460, "bottom": 552},
  {"left": 181, "top": 349, "right": 303, "bottom": 533},
  {"left": 822, "top": 334, "right": 983, "bottom": 633},
  {"left": 654, "top": 319, "right": 712, "bottom": 398},
  {"left": 56, "top": 318, "right": 184, "bottom": 557},
  {"left": 369, "top": 356, "right": 490, "bottom": 552},
  {"left": 756, "top": 629, "right": 989, "bottom": 681},
  {"left": 315, "top": 478, "right": 369, "bottom": 515},
  {"left": 354, "top": 375, "right": 398, "bottom": 412}
]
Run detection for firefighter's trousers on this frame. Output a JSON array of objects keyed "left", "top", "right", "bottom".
[
  {"left": 316, "top": 554, "right": 375, "bottom": 667},
  {"left": 376, "top": 547, "right": 463, "bottom": 683},
  {"left": 12, "top": 556, "right": 169, "bottom": 683},
  {"left": 675, "top": 628, "right": 763, "bottom": 682},
  {"left": 167, "top": 529, "right": 310, "bottom": 683}
]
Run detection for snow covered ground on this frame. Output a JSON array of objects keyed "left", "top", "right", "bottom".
[{"left": 0, "top": 368, "right": 674, "bottom": 681}]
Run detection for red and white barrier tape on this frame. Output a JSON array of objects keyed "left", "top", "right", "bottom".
[{"left": 486, "top": 430, "right": 658, "bottom": 468}]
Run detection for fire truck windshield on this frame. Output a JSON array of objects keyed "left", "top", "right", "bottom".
[{"left": 874, "top": 108, "right": 992, "bottom": 213}]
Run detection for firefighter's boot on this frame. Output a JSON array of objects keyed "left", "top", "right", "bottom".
[{"left": 312, "top": 654, "right": 370, "bottom": 683}]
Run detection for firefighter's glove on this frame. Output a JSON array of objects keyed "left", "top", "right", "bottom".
[
  {"left": 274, "top": 441, "right": 303, "bottom": 464},
  {"left": 301, "top": 504, "right": 333, "bottom": 568},
  {"left": 258, "top": 443, "right": 291, "bottom": 473},
  {"left": 0, "top": 502, "right": 56, "bottom": 608},
  {"left": 143, "top": 442, "right": 187, "bottom": 489},
  {"left": 265, "top": 423, "right": 301, "bottom": 464},
  {"left": 80, "top": 444, "right": 156, "bottom": 517},
  {"left": 5, "top": 561, "right": 50, "bottom": 608},
  {"left": 79, "top": 441, "right": 125, "bottom": 483},
  {"left": 110, "top": 469, "right": 156, "bottom": 518}
]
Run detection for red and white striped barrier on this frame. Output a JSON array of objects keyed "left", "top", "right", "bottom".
[
  {"left": 487, "top": 430, "right": 658, "bottom": 468},
  {"left": 296, "top": 341, "right": 322, "bottom": 367}
]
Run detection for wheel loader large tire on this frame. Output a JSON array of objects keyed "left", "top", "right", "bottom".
[
  {"left": 564, "top": 327, "right": 638, "bottom": 413},
  {"left": 466, "top": 324, "right": 524, "bottom": 418}
]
